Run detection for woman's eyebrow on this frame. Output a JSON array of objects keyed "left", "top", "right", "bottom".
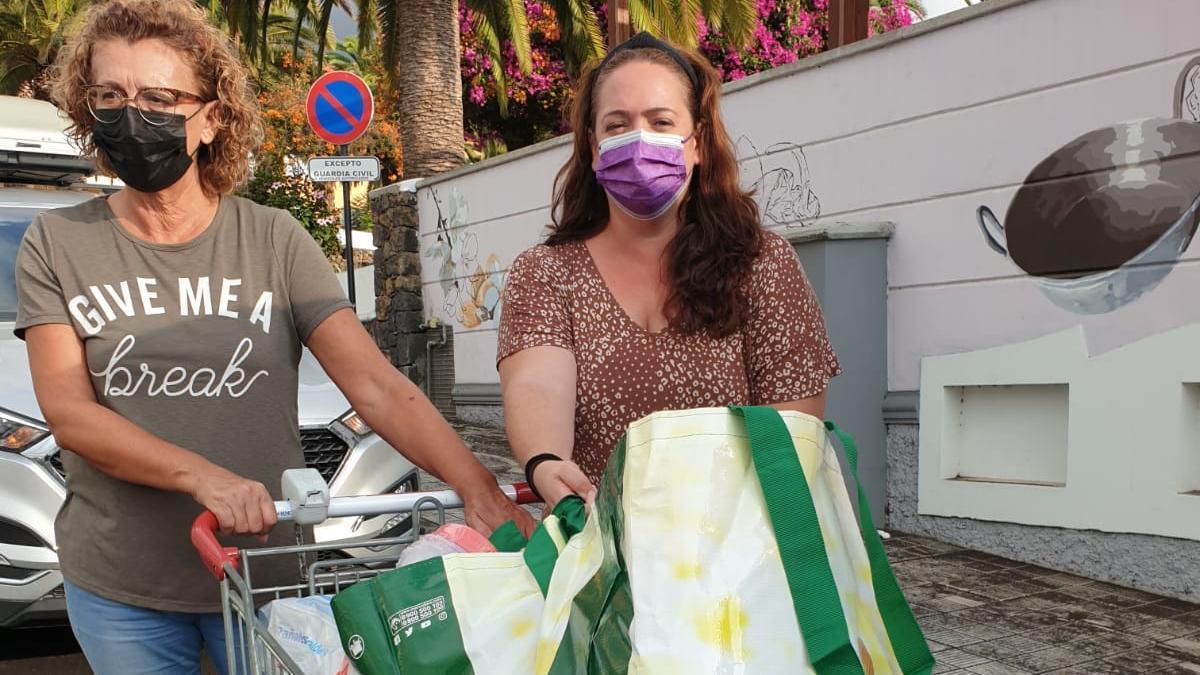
[{"left": 602, "top": 107, "right": 677, "bottom": 119}]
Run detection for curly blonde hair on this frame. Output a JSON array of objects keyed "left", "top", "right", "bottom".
[{"left": 50, "top": 0, "right": 263, "bottom": 195}]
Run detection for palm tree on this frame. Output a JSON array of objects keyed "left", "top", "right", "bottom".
[
  {"left": 383, "top": 0, "right": 763, "bottom": 178},
  {"left": 390, "top": 0, "right": 465, "bottom": 177},
  {"left": 372, "top": 0, "right": 550, "bottom": 175},
  {"left": 622, "top": 0, "right": 757, "bottom": 49},
  {"left": 369, "top": 0, "right": 539, "bottom": 117},
  {"left": 0, "top": 0, "right": 84, "bottom": 98}
]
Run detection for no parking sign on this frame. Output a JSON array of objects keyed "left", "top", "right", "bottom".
[
  {"left": 305, "top": 71, "right": 374, "bottom": 146},
  {"left": 304, "top": 70, "right": 377, "bottom": 306}
]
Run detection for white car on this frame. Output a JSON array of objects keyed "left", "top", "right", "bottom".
[{"left": 0, "top": 95, "right": 416, "bottom": 628}]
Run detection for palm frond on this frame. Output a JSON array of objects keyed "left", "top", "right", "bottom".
[
  {"left": 259, "top": 0, "right": 273, "bottom": 65},
  {"left": 672, "top": 0, "right": 701, "bottom": 47},
  {"left": 544, "top": 0, "right": 604, "bottom": 73},
  {"left": 903, "top": 0, "right": 927, "bottom": 19},
  {"left": 714, "top": 0, "right": 756, "bottom": 47},
  {"left": 627, "top": 0, "right": 669, "bottom": 41},
  {"left": 377, "top": 0, "right": 399, "bottom": 85},
  {"left": 471, "top": 9, "right": 511, "bottom": 116},
  {"left": 871, "top": 0, "right": 926, "bottom": 19},
  {"left": 312, "top": 0, "right": 335, "bottom": 73},
  {"left": 466, "top": 0, "right": 532, "bottom": 76},
  {"left": 290, "top": 0, "right": 310, "bottom": 60},
  {"left": 356, "top": 0, "right": 375, "bottom": 54}
]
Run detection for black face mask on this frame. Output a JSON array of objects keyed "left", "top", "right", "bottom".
[{"left": 91, "top": 106, "right": 195, "bottom": 193}]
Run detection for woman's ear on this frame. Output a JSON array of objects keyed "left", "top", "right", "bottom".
[
  {"left": 690, "top": 123, "right": 702, "bottom": 167},
  {"left": 200, "top": 101, "right": 219, "bottom": 145},
  {"left": 589, "top": 129, "right": 599, "bottom": 171}
]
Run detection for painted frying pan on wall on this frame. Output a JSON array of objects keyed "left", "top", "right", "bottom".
[{"left": 977, "top": 117, "right": 1200, "bottom": 315}]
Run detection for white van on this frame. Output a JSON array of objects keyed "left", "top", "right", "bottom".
[{"left": 0, "top": 95, "right": 416, "bottom": 628}]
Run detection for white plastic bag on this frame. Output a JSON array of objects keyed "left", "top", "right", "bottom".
[
  {"left": 394, "top": 523, "right": 496, "bottom": 568},
  {"left": 260, "top": 595, "right": 359, "bottom": 675}
]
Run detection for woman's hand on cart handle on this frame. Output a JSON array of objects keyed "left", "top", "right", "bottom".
[
  {"left": 185, "top": 463, "right": 277, "bottom": 541},
  {"left": 462, "top": 480, "right": 538, "bottom": 538}
]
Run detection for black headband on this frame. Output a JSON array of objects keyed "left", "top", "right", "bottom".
[{"left": 596, "top": 31, "right": 700, "bottom": 91}]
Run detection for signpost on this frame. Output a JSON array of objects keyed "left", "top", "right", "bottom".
[{"left": 305, "top": 71, "right": 376, "bottom": 305}]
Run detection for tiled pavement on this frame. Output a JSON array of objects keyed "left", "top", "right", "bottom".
[
  {"left": 887, "top": 535, "right": 1200, "bottom": 674},
  {"left": 434, "top": 422, "right": 1200, "bottom": 674}
]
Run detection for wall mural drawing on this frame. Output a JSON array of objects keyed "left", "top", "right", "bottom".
[
  {"left": 736, "top": 136, "right": 822, "bottom": 228},
  {"left": 976, "top": 118, "right": 1200, "bottom": 316},
  {"left": 1175, "top": 56, "right": 1200, "bottom": 123},
  {"left": 423, "top": 187, "right": 505, "bottom": 329},
  {"left": 935, "top": 60, "right": 1200, "bottom": 367}
]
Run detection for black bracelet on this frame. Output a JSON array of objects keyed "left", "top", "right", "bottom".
[{"left": 523, "top": 452, "right": 563, "bottom": 501}]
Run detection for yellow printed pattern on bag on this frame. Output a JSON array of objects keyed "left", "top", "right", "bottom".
[{"left": 620, "top": 408, "right": 903, "bottom": 674}]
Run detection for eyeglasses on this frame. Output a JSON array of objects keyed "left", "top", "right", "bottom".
[{"left": 86, "top": 84, "right": 210, "bottom": 126}]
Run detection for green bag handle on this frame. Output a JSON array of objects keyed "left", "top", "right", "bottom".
[
  {"left": 489, "top": 520, "right": 529, "bottom": 553},
  {"left": 824, "top": 420, "right": 934, "bottom": 675},
  {"left": 730, "top": 405, "right": 866, "bottom": 674},
  {"left": 732, "top": 406, "right": 935, "bottom": 674},
  {"left": 523, "top": 496, "right": 588, "bottom": 595}
]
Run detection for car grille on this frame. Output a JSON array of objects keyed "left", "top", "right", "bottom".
[
  {"left": 299, "top": 428, "right": 351, "bottom": 483},
  {"left": 315, "top": 549, "right": 353, "bottom": 562},
  {"left": 46, "top": 453, "right": 65, "bottom": 480},
  {"left": 0, "top": 565, "right": 40, "bottom": 582},
  {"left": 46, "top": 427, "right": 351, "bottom": 483}
]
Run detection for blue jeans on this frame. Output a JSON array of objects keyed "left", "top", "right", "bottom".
[{"left": 65, "top": 579, "right": 241, "bottom": 675}]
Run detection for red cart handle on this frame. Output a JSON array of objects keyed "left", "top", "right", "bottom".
[{"left": 191, "top": 511, "right": 240, "bottom": 581}]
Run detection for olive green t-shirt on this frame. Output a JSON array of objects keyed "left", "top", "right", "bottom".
[{"left": 15, "top": 195, "right": 352, "bottom": 612}]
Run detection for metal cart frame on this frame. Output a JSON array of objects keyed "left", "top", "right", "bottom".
[{"left": 192, "top": 477, "right": 536, "bottom": 674}]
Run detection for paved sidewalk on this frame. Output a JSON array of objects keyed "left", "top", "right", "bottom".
[{"left": 888, "top": 534, "right": 1200, "bottom": 674}]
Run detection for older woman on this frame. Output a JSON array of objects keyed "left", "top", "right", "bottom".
[
  {"left": 498, "top": 33, "right": 842, "bottom": 508},
  {"left": 15, "top": 1, "right": 533, "bottom": 672}
]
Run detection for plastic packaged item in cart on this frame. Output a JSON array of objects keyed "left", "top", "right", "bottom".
[
  {"left": 259, "top": 595, "right": 361, "bottom": 675},
  {"left": 394, "top": 523, "right": 496, "bottom": 568}
]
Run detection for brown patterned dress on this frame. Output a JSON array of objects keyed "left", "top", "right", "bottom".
[{"left": 496, "top": 231, "right": 842, "bottom": 484}]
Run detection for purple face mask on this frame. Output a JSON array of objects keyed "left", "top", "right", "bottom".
[{"left": 594, "top": 129, "right": 691, "bottom": 220}]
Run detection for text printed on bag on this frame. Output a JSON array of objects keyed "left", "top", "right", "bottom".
[{"left": 388, "top": 596, "right": 450, "bottom": 645}]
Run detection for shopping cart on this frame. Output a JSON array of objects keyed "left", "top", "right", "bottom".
[{"left": 191, "top": 468, "right": 538, "bottom": 674}]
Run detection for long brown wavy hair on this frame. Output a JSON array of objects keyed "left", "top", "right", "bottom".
[{"left": 547, "top": 44, "right": 762, "bottom": 338}]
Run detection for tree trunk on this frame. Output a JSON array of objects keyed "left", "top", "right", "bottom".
[
  {"left": 260, "top": 0, "right": 273, "bottom": 67},
  {"left": 395, "top": 0, "right": 465, "bottom": 178}
]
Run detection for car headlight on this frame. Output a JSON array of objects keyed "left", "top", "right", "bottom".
[
  {"left": 338, "top": 410, "right": 372, "bottom": 438},
  {"left": 0, "top": 408, "right": 48, "bottom": 452}
]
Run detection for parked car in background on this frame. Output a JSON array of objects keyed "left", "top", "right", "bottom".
[{"left": 0, "top": 95, "right": 417, "bottom": 628}]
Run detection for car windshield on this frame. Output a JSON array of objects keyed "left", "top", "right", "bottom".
[{"left": 0, "top": 207, "right": 39, "bottom": 322}]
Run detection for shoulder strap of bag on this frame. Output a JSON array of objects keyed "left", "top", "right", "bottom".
[{"left": 730, "top": 405, "right": 865, "bottom": 674}]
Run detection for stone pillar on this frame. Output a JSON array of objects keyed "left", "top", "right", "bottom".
[{"left": 369, "top": 184, "right": 427, "bottom": 385}]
